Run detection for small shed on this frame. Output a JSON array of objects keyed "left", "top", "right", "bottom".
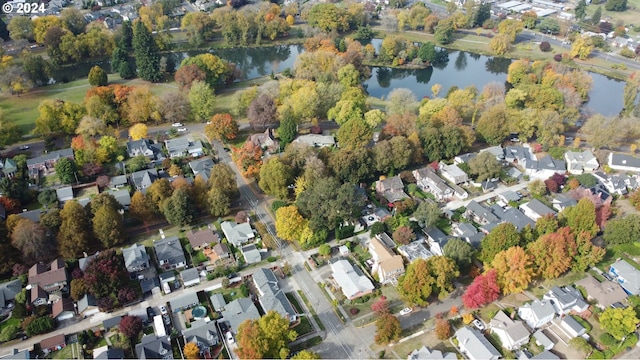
[
  {"left": 339, "top": 245, "right": 349, "bottom": 256},
  {"left": 40, "top": 334, "right": 66, "bottom": 353},
  {"left": 533, "top": 330, "right": 555, "bottom": 351}
]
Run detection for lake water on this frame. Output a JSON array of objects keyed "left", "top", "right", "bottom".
[{"left": 57, "top": 42, "right": 626, "bottom": 116}]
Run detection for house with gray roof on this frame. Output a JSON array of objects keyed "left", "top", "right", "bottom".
[
  {"left": 209, "top": 293, "right": 226, "bottom": 312},
  {"left": 479, "top": 145, "right": 505, "bottom": 161},
  {"left": 608, "top": 153, "right": 640, "bottom": 172},
  {"left": 423, "top": 227, "right": 450, "bottom": 256},
  {"left": 103, "top": 315, "right": 123, "bottom": 331},
  {"left": 498, "top": 190, "right": 521, "bottom": 203},
  {"left": 249, "top": 128, "right": 279, "bottom": 153},
  {"left": 220, "top": 297, "right": 260, "bottom": 332},
  {"left": 575, "top": 274, "right": 628, "bottom": 310},
  {"left": 375, "top": 175, "right": 408, "bottom": 203},
  {"left": 519, "top": 199, "right": 556, "bottom": 222},
  {"left": 253, "top": 268, "right": 297, "bottom": 322},
  {"left": 532, "top": 350, "right": 559, "bottom": 359},
  {"left": 26, "top": 148, "right": 75, "bottom": 175},
  {"left": 592, "top": 171, "right": 634, "bottom": 196},
  {"left": 122, "top": 244, "right": 150, "bottom": 273},
  {"left": 130, "top": 169, "right": 159, "bottom": 191},
  {"left": 398, "top": 241, "right": 434, "bottom": 263},
  {"left": 609, "top": 259, "right": 640, "bottom": 295},
  {"left": 560, "top": 316, "right": 586, "bottom": 338},
  {"left": 135, "top": 335, "right": 173, "bottom": 360},
  {"left": 93, "top": 345, "right": 125, "bottom": 359},
  {"left": 188, "top": 157, "right": 215, "bottom": 182},
  {"left": 0, "top": 279, "right": 22, "bottom": 309},
  {"left": 439, "top": 162, "right": 469, "bottom": 184},
  {"left": 241, "top": 245, "right": 261, "bottom": 264},
  {"left": 108, "top": 175, "right": 128, "bottom": 190},
  {"left": 154, "top": 236, "right": 186, "bottom": 270},
  {"left": 375, "top": 232, "right": 396, "bottom": 249},
  {"left": 455, "top": 327, "right": 501, "bottom": 360},
  {"left": 126, "top": 139, "right": 163, "bottom": 160},
  {"left": 490, "top": 310, "right": 530, "bottom": 350},
  {"left": 56, "top": 186, "right": 74, "bottom": 204},
  {"left": 465, "top": 201, "right": 499, "bottom": 224},
  {"left": 455, "top": 152, "right": 477, "bottom": 165},
  {"left": 107, "top": 189, "right": 131, "bottom": 209},
  {"left": 293, "top": 134, "right": 335, "bottom": 148},
  {"left": 330, "top": 258, "right": 374, "bottom": 300},
  {"left": 408, "top": 346, "right": 456, "bottom": 360},
  {"left": 77, "top": 294, "right": 100, "bottom": 317},
  {"left": 182, "top": 319, "right": 220, "bottom": 350},
  {"left": 533, "top": 331, "right": 555, "bottom": 351},
  {"left": 518, "top": 300, "right": 556, "bottom": 329},
  {"left": 186, "top": 229, "right": 219, "bottom": 250},
  {"left": 543, "top": 286, "right": 588, "bottom": 315},
  {"left": 523, "top": 155, "right": 566, "bottom": 180},
  {"left": 413, "top": 167, "right": 453, "bottom": 201},
  {"left": 565, "top": 150, "right": 598, "bottom": 174},
  {"left": 165, "top": 138, "right": 203, "bottom": 158},
  {"left": 180, "top": 268, "right": 200, "bottom": 287},
  {"left": 169, "top": 292, "right": 199, "bottom": 313},
  {"left": 16, "top": 208, "right": 42, "bottom": 223},
  {"left": 221, "top": 221, "right": 255, "bottom": 247},
  {"left": 79, "top": 251, "right": 99, "bottom": 272},
  {"left": 505, "top": 145, "right": 534, "bottom": 164},
  {"left": 551, "top": 193, "right": 578, "bottom": 212}
]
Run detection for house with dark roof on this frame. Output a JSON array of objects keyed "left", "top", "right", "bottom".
[
  {"left": 154, "top": 236, "right": 186, "bottom": 270},
  {"left": 17, "top": 208, "right": 43, "bottom": 223},
  {"left": 182, "top": 319, "right": 220, "bottom": 350},
  {"left": 220, "top": 297, "right": 260, "bottom": 332},
  {"left": 253, "top": 268, "right": 297, "bottom": 322},
  {"left": 454, "top": 152, "right": 477, "bottom": 165},
  {"left": 479, "top": 145, "right": 505, "bottom": 161},
  {"left": 52, "top": 297, "right": 75, "bottom": 321},
  {"left": 122, "top": 244, "right": 150, "bottom": 273},
  {"left": 504, "top": 145, "right": 534, "bottom": 164},
  {"left": 551, "top": 193, "right": 578, "bottom": 212},
  {"left": 2, "top": 158, "right": 17, "bottom": 178},
  {"left": 107, "top": 189, "right": 131, "bottom": 209},
  {"left": 77, "top": 294, "right": 100, "bottom": 317},
  {"left": 608, "top": 153, "right": 640, "bottom": 172},
  {"left": 575, "top": 274, "right": 628, "bottom": 309},
  {"left": 108, "top": 175, "right": 128, "bottom": 190},
  {"left": 40, "top": 333, "right": 66, "bottom": 353},
  {"left": 523, "top": 155, "right": 566, "bottom": 179},
  {"left": 168, "top": 292, "right": 199, "bottom": 313},
  {"left": 0, "top": 279, "right": 21, "bottom": 309},
  {"left": 204, "top": 242, "right": 233, "bottom": 266},
  {"left": 464, "top": 201, "right": 499, "bottom": 225},
  {"left": 249, "top": 128, "right": 279, "bottom": 154},
  {"left": 93, "top": 345, "right": 125, "bottom": 359},
  {"left": 188, "top": 157, "right": 215, "bottom": 182},
  {"left": 165, "top": 138, "right": 203, "bottom": 158},
  {"left": 592, "top": 171, "right": 634, "bottom": 196},
  {"left": 408, "top": 346, "right": 456, "bottom": 360},
  {"left": 519, "top": 199, "right": 557, "bottom": 222},
  {"left": 180, "top": 268, "right": 200, "bottom": 287},
  {"left": 609, "top": 259, "right": 640, "bottom": 295},
  {"left": 31, "top": 285, "right": 48, "bottom": 306},
  {"left": 455, "top": 327, "right": 501, "bottom": 360},
  {"left": 423, "top": 227, "right": 450, "bottom": 256},
  {"left": 543, "top": 286, "right": 588, "bottom": 315},
  {"left": 186, "top": 229, "right": 219, "bottom": 250},
  {"left": 221, "top": 221, "right": 255, "bottom": 247},
  {"left": 375, "top": 175, "right": 408, "bottom": 203},
  {"left": 126, "top": 139, "right": 163, "bottom": 160},
  {"left": 27, "top": 148, "right": 75, "bottom": 176},
  {"left": 210, "top": 293, "right": 226, "bottom": 312},
  {"left": 489, "top": 310, "right": 530, "bottom": 350},
  {"left": 135, "top": 335, "right": 173, "bottom": 360},
  {"left": 518, "top": 300, "right": 556, "bottom": 329},
  {"left": 28, "top": 259, "right": 68, "bottom": 293},
  {"left": 103, "top": 316, "right": 123, "bottom": 331},
  {"left": 130, "top": 169, "right": 159, "bottom": 191}
]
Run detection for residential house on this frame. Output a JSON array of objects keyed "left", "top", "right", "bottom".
[
  {"left": 480, "top": 145, "right": 505, "bottom": 161},
  {"left": 0, "top": 279, "right": 22, "bottom": 309},
  {"left": 2, "top": 158, "right": 17, "bottom": 178},
  {"left": 93, "top": 345, "right": 125, "bottom": 359},
  {"left": 368, "top": 237, "right": 405, "bottom": 285},
  {"left": 518, "top": 300, "right": 556, "bottom": 329},
  {"left": 136, "top": 335, "right": 173, "bottom": 360},
  {"left": 17, "top": 208, "right": 43, "bottom": 223},
  {"left": 465, "top": 201, "right": 535, "bottom": 233},
  {"left": 209, "top": 293, "right": 226, "bottom": 312},
  {"left": 180, "top": 268, "right": 200, "bottom": 287},
  {"left": 451, "top": 183, "right": 469, "bottom": 200},
  {"left": 249, "top": 128, "right": 279, "bottom": 153},
  {"left": 130, "top": 169, "right": 159, "bottom": 191},
  {"left": 452, "top": 223, "right": 485, "bottom": 248},
  {"left": 408, "top": 346, "right": 456, "bottom": 360},
  {"left": 26, "top": 148, "right": 75, "bottom": 175},
  {"left": 182, "top": 319, "right": 220, "bottom": 350},
  {"left": 31, "top": 285, "right": 48, "bottom": 306},
  {"left": 56, "top": 186, "right": 74, "bottom": 205},
  {"left": 565, "top": 151, "right": 599, "bottom": 174},
  {"left": 519, "top": 199, "right": 556, "bottom": 222},
  {"left": 220, "top": 298, "right": 260, "bottom": 332},
  {"left": 543, "top": 286, "right": 589, "bottom": 315},
  {"left": 439, "top": 162, "right": 469, "bottom": 184},
  {"left": 455, "top": 327, "right": 501, "bottom": 360},
  {"left": 609, "top": 259, "right": 640, "bottom": 295},
  {"left": 122, "top": 244, "right": 150, "bottom": 273},
  {"left": 413, "top": 167, "right": 453, "bottom": 201},
  {"left": 375, "top": 232, "right": 397, "bottom": 249},
  {"left": 3, "top": 348, "right": 32, "bottom": 359},
  {"left": 165, "top": 138, "right": 203, "bottom": 158},
  {"left": 506, "top": 167, "right": 523, "bottom": 180},
  {"left": 168, "top": 292, "right": 199, "bottom": 313},
  {"left": 204, "top": 242, "right": 233, "bottom": 266},
  {"left": 398, "top": 241, "right": 434, "bottom": 262},
  {"left": 575, "top": 275, "right": 628, "bottom": 309},
  {"left": 40, "top": 334, "right": 67, "bottom": 353},
  {"left": 454, "top": 152, "right": 477, "bottom": 165},
  {"left": 28, "top": 259, "right": 69, "bottom": 293},
  {"left": 423, "top": 227, "right": 450, "bottom": 256},
  {"left": 504, "top": 145, "right": 534, "bottom": 164},
  {"left": 52, "top": 297, "right": 75, "bottom": 321},
  {"left": 608, "top": 152, "right": 640, "bottom": 172},
  {"left": 551, "top": 193, "right": 578, "bottom": 212},
  {"left": 240, "top": 245, "right": 261, "bottom": 264},
  {"left": 77, "top": 294, "right": 100, "bottom": 317},
  {"left": 126, "top": 139, "right": 163, "bottom": 161},
  {"left": 253, "top": 268, "right": 297, "bottom": 322},
  {"left": 107, "top": 189, "right": 131, "bottom": 209},
  {"left": 498, "top": 190, "right": 520, "bottom": 204},
  {"left": 188, "top": 157, "right": 215, "bottom": 182},
  {"left": 159, "top": 272, "right": 176, "bottom": 285},
  {"left": 154, "top": 236, "right": 187, "bottom": 270},
  {"left": 103, "top": 316, "right": 123, "bottom": 331},
  {"left": 489, "top": 310, "right": 530, "bottom": 350},
  {"left": 186, "top": 229, "right": 219, "bottom": 250},
  {"left": 220, "top": 221, "right": 255, "bottom": 247},
  {"left": 464, "top": 201, "right": 499, "bottom": 225},
  {"left": 375, "top": 175, "right": 408, "bottom": 204},
  {"left": 560, "top": 316, "right": 586, "bottom": 338},
  {"left": 592, "top": 171, "right": 634, "bottom": 196},
  {"left": 329, "top": 258, "right": 375, "bottom": 300},
  {"left": 533, "top": 330, "right": 555, "bottom": 351},
  {"left": 293, "top": 134, "right": 335, "bottom": 148},
  {"left": 523, "top": 155, "right": 566, "bottom": 179}
]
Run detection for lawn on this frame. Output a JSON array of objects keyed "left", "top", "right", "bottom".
[
  {"left": 289, "top": 335, "right": 322, "bottom": 353},
  {"left": 597, "top": 244, "right": 640, "bottom": 271},
  {"left": 209, "top": 285, "right": 248, "bottom": 304},
  {"left": 0, "top": 316, "right": 20, "bottom": 332},
  {"left": 286, "top": 292, "right": 303, "bottom": 313},
  {"left": 293, "top": 316, "right": 314, "bottom": 337},
  {"left": 51, "top": 343, "right": 79, "bottom": 359},
  {"left": 296, "top": 290, "right": 325, "bottom": 331}
]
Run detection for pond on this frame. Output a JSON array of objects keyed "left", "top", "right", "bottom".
[{"left": 56, "top": 41, "right": 626, "bottom": 116}]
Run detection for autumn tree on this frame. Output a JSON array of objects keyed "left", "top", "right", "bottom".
[
  {"left": 275, "top": 206, "right": 311, "bottom": 245},
  {"left": 374, "top": 313, "right": 401, "bottom": 345},
  {"left": 412, "top": 200, "right": 441, "bottom": 228},
  {"left": 476, "top": 104, "right": 509, "bottom": 145},
  {"left": 119, "top": 315, "right": 143, "bottom": 339},
  {"left": 180, "top": 53, "right": 231, "bottom": 89},
  {"left": 259, "top": 157, "right": 293, "bottom": 200},
  {"left": 435, "top": 318, "right": 452, "bottom": 340},
  {"left": 11, "top": 219, "right": 55, "bottom": 264},
  {"left": 570, "top": 36, "right": 594, "bottom": 60},
  {"left": 604, "top": 214, "right": 640, "bottom": 245},
  {"left": 189, "top": 81, "right": 216, "bottom": 122},
  {"left": 233, "top": 141, "right": 263, "bottom": 179},
  {"left": 372, "top": 136, "right": 413, "bottom": 174},
  {"left": 236, "top": 311, "right": 297, "bottom": 359},
  {"left": 207, "top": 163, "right": 238, "bottom": 216},
  {"left": 392, "top": 226, "right": 416, "bottom": 245},
  {"left": 371, "top": 295, "right": 389, "bottom": 314},
  {"left": 93, "top": 202, "right": 125, "bottom": 248},
  {"left": 600, "top": 307, "right": 639, "bottom": 341},
  {"left": 129, "top": 191, "right": 156, "bottom": 225},
  {"left": 479, "top": 223, "right": 521, "bottom": 264},
  {"left": 248, "top": 94, "right": 277, "bottom": 130},
  {"left": 559, "top": 198, "right": 599, "bottom": 238},
  {"left": 175, "top": 64, "right": 206, "bottom": 91},
  {"left": 572, "top": 231, "right": 605, "bottom": 272},
  {"left": 183, "top": 342, "right": 200, "bottom": 359},
  {"left": 83, "top": 249, "right": 136, "bottom": 310},
  {"left": 527, "top": 227, "right": 577, "bottom": 279},
  {"left": 386, "top": 88, "right": 417, "bottom": 115},
  {"left": 462, "top": 269, "right": 501, "bottom": 309},
  {"left": 129, "top": 123, "right": 148, "bottom": 140},
  {"left": 398, "top": 256, "right": 459, "bottom": 305},
  {"left": 88, "top": 66, "right": 108, "bottom": 86},
  {"left": 204, "top": 113, "right": 238, "bottom": 141},
  {"left": 291, "top": 350, "right": 320, "bottom": 360},
  {"left": 57, "top": 200, "right": 92, "bottom": 259},
  {"left": 489, "top": 33, "right": 512, "bottom": 56},
  {"left": 490, "top": 246, "right": 535, "bottom": 294}
]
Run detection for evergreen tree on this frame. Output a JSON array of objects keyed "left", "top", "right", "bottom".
[
  {"left": 574, "top": 0, "right": 587, "bottom": 21},
  {"left": 118, "top": 20, "right": 133, "bottom": 50},
  {"left": 591, "top": 6, "right": 602, "bottom": 26},
  {"left": 132, "top": 20, "right": 161, "bottom": 82}
]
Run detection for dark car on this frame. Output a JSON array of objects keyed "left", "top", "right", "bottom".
[
  {"left": 602, "top": 272, "right": 613, "bottom": 281},
  {"left": 146, "top": 307, "right": 155, "bottom": 319}
]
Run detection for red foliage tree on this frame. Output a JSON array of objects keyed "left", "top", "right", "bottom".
[
  {"left": 392, "top": 226, "right": 416, "bottom": 245},
  {"left": 596, "top": 202, "right": 612, "bottom": 228},
  {"left": 462, "top": 269, "right": 501, "bottom": 309},
  {"left": 96, "top": 175, "right": 110, "bottom": 189},
  {"left": 371, "top": 296, "right": 389, "bottom": 314},
  {"left": 175, "top": 64, "right": 206, "bottom": 91},
  {"left": 544, "top": 179, "right": 559, "bottom": 193},
  {"left": 0, "top": 197, "right": 20, "bottom": 214},
  {"left": 235, "top": 211, "right": 248, "bottom": 224},
  {"left": 204, "top": 113, "right": 239, "bottom": 141},
  {"left": 550, "top": 173, "right": 566, "bottom": 186},
  {"left": 119, "top": 315, "right": 143, "bottom": 339},
  {"left": 435, "top": 318, "right": 452, "bottom": 340},
  {"left": 82, "top": 162, "right": 103, "bottom": 177}
]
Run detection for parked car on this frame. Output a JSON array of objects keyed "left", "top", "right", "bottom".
[
  {"left": 146, "top": 307, "right": 155, "bottom": 319},
  {"left": 226, "top": 331, "right": 235, "bottom": 344},
  {"left": 602, "top": 272, "right": 613, "bottom": 281},
  {"left": 160, "top": 305, "right": 168, "bottom": 315},
  {"left": 177, "top": 127, "right": 188, "bottom": 132},
  {"left": 18, "top": 145, "right": 29, "bottom": 150},
  {"left": 172, "top": 123, "right": 184, "bottom": 127},
  {"left": 399, "top": 307, "right": 413, "bottom": 316},
  {"left": 163, "top": 314, "right": 171, "bottom": 325},
  {"left": 473, "top": 319, "right": 485, "bottom": 331}
]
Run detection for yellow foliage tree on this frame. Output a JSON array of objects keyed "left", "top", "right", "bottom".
[
  {"left": 570, "top": 36, "right": 594, "bottom": 60},
  {"left": 286, "top": 15, "right": 295, "bottom": 26},
  {"left": 462, "top": 313, "right": 474, "bottom": 324},
  {"left": 490, "top": 246, "right": 535, "bottom": 295},
  {"left": 275, "top": 206, "right": 308, "bottom": 242},
  {"left": 129, "top": 123, "right": 148, "bottom": 140},
  {"left": 573, "top": 137, "right": 581, "bottom": 148},
  {"left": 183, "top": 342, "right": 200, "bottom": 359},
  {"left": 489, "top": 33, "right": 512, "bottom": 56}
]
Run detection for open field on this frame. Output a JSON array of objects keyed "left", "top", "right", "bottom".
[{"left": 585, "top": 0, "right": 640, "bottom": 27}]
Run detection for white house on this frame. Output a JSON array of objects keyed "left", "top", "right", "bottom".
[
  {"left": 609, "top": 259, "right": 640, "bottom": 295},
  {"left": 221, "top": 221, "right": 255, "bottom": 247},
  {"left": 564, "top": 151, "right": 598, "bottom": 174},
  {"left": 330, "top": 258, "right": 374, "bottom": 300},
  {"left": 519, "top": 199, "right": 556, "bottom": 222},
  {"left": 560, "top": 316, "right": 586, "bottom": 338},
  {"left": 608, "top": 153, "right": 640, "bottom": 172},
  {"left": 518, "top": 300, "right": 556, "bottom": 329},
  {"left": 455, "top": 327, "right": 501, "bottom": 360},
  {"left": 489, "top": 310, "right": 530, "bottom": 350},
  {"left": 293, "top": 134, "right": 336, "bottom": 148},
  {"left": 439, "top": 162, "right": 469, "bottom": 184},
  {"left": 543, "top": 286, "right": 588, "bottom": 315}
]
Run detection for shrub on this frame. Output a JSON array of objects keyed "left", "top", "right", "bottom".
[
  {"left": 540, "top": 41, "right": 551, "bottom": 52},
  {"left": 271, "top": 200, "right": 288, "bottom": 213},
  {"left": 554, "top": 54, "right": 562, "bottom": 61},
  {"left": 350, "top": 308, "right": 359, "bottom": 315},
  {"left": 600, "top": 333, "right": 617, "bottom": 346},
  {"left": 267, "top": 256, "right": 277, "bottom": 262},
  {"left": 620, "top": 47, "right": 635, "bottom": 58}
]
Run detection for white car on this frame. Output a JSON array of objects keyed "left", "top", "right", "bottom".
[
  {"left": 171, "top": 123, "right": 184, "bottom": 127},
  {"left": 177, "top": 127, "right": 188, "bottom": 132},
  {"left": 226, "top": 331, "right": 235, "bottom": 344},
  {"left": 399, "top": 307, "right": 413, "bottom": 316},
  {"left": 160, "top": 305, "right": 168, "bottom": 315},
  {"left": 473, "top": 319, "right": 485, "bottom": 331}
]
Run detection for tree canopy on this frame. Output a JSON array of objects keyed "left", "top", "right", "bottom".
[{"left": 236, "top": 311, "right": 297, "bottom": 359}]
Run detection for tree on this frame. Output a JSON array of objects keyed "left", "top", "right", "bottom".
[
  {"left": 337, "top": 118, "right": 372, "bottom": 151},
  {"left": 291, "top": 350, "right": 320, "bottom": 360},
  {"left": 318, "top": 244, "right": 331, "bottom": 256},
  {"left": 0, "top": 110, "right": 21, "bottom": 146},
  {"left": 181, "top": 11, "right": 215, "bottom": 47},
  {"left": 479, "top": 223, "right": 522, "bottom": 264},
  {"left": 83, "top": 249, "right": 135, "bottom": 310},
  {"left": 278, "top": 113, "right": 297, "bottom": 145},
  {"left": 573, "top": 231, "right": 605, "bottom": 272},
  {"left": 236, "top": 311, "right": 297, "bottom": 359},
  {"left": 468, "top": 152, "right": 502, "bottom": 183},
  {"left": 296, "top": 177, "right": 365, "bottom": 231},
  {"left": 604, "top": 214, "right": 640, "bottom": 245},
  {"left": 11, "top": 219, "right": 54, "bottom": 264},
  {"left": 392, "top": 226, "right": 416, "bottom": 245},
  {"left": 88, "top": 66, "right": 108, "bottom": 86},
  {"left": 57, "top": 200, "right": 92, "bottom": 259},
  {"left": 412, "top": 201, "right": 441, "bottom": 228},
  {"left": 605, "top": 0, "right": 627, "bottom": 11},
  {"left": 498, "top": 19, "right": 524, "bottom": 43},
  {"left": 158, "top": 92, "right": 191, "bottom": 124},
  {"left": 527, "top": 227, "right": 577, "bottom": 279},
  {"left": 489, "top": 33, "right": 512, "bottom": 56},
  {"left": 55, "top": 158, "right": 77, "bottom": 184},
  {"left": 8, "top": 16, "right": 34, "bottom": 41},
  {"left": 162, "top": 187, "right": 194, "bottom": 227},
  {"left": 37, "top": 189, "right": 58, "bottom": 208},
  {"left": 490, "top": 246, "right": 535, "bottom": 294},
  {"left": 189, "top": 81, "right": 216, "bottom": 122},
  {"left": 22, "top": 52, "right": 52, "bottom": 86},
  {"left": 25, "top": 316, "right": 54, "bottom": 336},
  {"left": 371, "top": 295, "right": 389, "bottom": 314},
  {"left": 205, "top": 113, "right": 238, "bottom": 141},
  {"left": 183, "top": 342, "right": 200, "bottom": 359},
  {"left": 571, "top": 36, "right": 594, "bottom": 60},
  {"left": 476, "top": 104, "right": 509, "bottom": 145},
  {"left": 275, "top": 206, "right": 310, "bottom": 244},
  {"left": 600, "top": 307, "right": 639, "bottom": 341},
  {"left": 307, "top": 3, "right": 350, "bottom": 33},
  {"left": 129, "top": 123, "right": 148, "bottom": 141},
  {"left": 462, "top": 269, "right": 500, "bottom": 309},
  {"left": 207, "top": 163, "right": 238, "bottom": 216},
  {"left": 259, "top": 158, "right": 293, "bottom": 200},
  {"left": 119, "top": 315, "right": 143, "bottom": 339},
  {"left": 132, "top": 20, "right": 161, "bottom": 82},
  {"left": 398, "top": 258, "right": 435, "bottom": 306},
  {"left": 574, "top": 0, "right": 587, "bottom": 21},
  {"left": 93, "top": 204, "right": 125, "bottom": 248},
  {"left": 129, "top": 191, "right": 156, "bottom": 225},
  {"left": 375, "top": 313, "right": 401, "bottom": 345},
  {"left": 387, "top": 88, "right": 417, "bottom": 115},
  {"left": 560, "top": 198, "right": 599, "bottom": 238},
  {"left": 444, "top": 238, "right": 475, "bottom": 272},
  {"left": 434, "top": 19, "right": 455, "bottom": 45},
  {"left": 0, "top": 324, "right": 19, "bottom": 342},
  {"left": 529, "top": 179, "right": 547, "bottom": 197},
  {"left": 248, "top": 94, "right": 277, "bottom": 130},
  {"left": 435, "top": 318, "right": 451, "bottom": 340}
]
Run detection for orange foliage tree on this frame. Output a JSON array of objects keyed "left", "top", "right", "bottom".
[
  {"left": 233, "top": 142, "right": 263, "bottom": 179},
  {"left": 490, "top": 246, "right": 535, "bottom": 295}
]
